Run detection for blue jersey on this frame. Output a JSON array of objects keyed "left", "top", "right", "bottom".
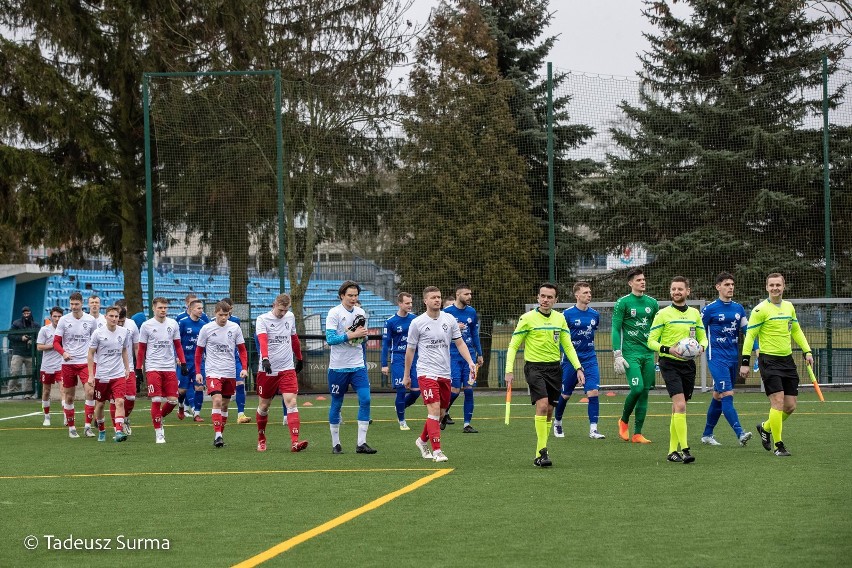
[
  {"left": 131, "top": 311, "right": 146, "bottom": 330},
  {"left": 562, "top": 305, "right": 599, "bottom": 363},
  {"left": 381, "top": 312, "right": 417, "bottom": 368},
  {"left": 443, "top": 304, "right": 482, "bottom": 360},
  {"left": 702, "top": 299, "right": 748, "bottom": 364},
  {"left": 179, "top": 316, "right": 207, "bottom": 365}
]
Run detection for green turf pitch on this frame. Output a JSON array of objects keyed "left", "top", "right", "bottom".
[{"left": 0, "top": 391, "right": 850, "bottom": 567}]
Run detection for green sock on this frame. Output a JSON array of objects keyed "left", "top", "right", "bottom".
[
  {"left": 546, "top": 419, "right": 552, "bottom": 445},
  {"left": 634, "top": 390, "right": 650, "bottom": 434},
  {"left": 669, "top": 415, "right": 678, "bottom": 453},
  {"left": 673, "top": 412, "right": 688, "bottom": 450},
  {"left": 621, "top": 391, "right": 640, "bottom": 423},
  {"left": 769, "top": 408, "right": 783, "bottom": 444},
  {"left": 535, "top": 415, "right": 548, "bottom": 456},
  {"left": 782, "top": 411, "right": 791, "bottom": 421}
]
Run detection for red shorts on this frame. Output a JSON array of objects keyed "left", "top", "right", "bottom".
[
  {"left": 207, "top": 377, "right": 236, "bottom": 398},
  {"left": 418, "top": 377, "right": 451, "bottom": 408},
  {"left": 40, "top": 371, "right": 62, "bottom": 385},
  {"left": 146, "top": 370, "right": 178, "bottom": 399},
  {"left": 256, "top": 370, "right": 299, "bottom": 399},
  {"left": 61, "top": 364, "right": 89, "bottom": 389},
  {"left": 124, "top": 374, "right": 137, "bottom": 397},
  {"left": 94, "top": 378, "right": 127, "bottom": 402}
]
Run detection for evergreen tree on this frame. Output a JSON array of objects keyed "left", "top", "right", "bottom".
[
  {"left": 394, "top": 0, "right": 542, "bottom": 385},
  {"left": 479, "top": 0, "right": 598, "bottom": 283},
  {"left": 585, "top": 0, "right": 847, "bottom": 300},
  {"left": 0, "top": 1, "right": 201, "bottom": 312}
]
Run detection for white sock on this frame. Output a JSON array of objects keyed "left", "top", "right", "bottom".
[
  {"left": 330, "top": 423, "right": 340, "bottom": 446},
  {"left": 357, "top": 420, "right": 369, "bottom": 446},
  {"left": 590, "top": 423, "right": 597, "bottom": 432},
  {"left": 554, "top": 419, "right": 562, "bottom": 426}
]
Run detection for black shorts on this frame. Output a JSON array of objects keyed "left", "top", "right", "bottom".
[
  {"left": 758, "top": 354, "right": 799, "bottom": 397},
  {"left": 659, "top": 358, "right": 696, "bottom": 400},
  {"left": 524, "top": 362, "right": 562, "bottom": 406}
]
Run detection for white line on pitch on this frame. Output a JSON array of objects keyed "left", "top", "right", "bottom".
[{"left": 0, "top": 412, "right": 42, "bottom": 421}]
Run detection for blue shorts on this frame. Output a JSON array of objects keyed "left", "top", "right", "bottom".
[
  {"left": 561, "top": 357, "right": 600, "bottom": 396},
  {"left": 328, "top": 368, "right": 370, "bottom": 396},
  {"left": 708, "top": 359, "right": 738, "bottom": 393},
  {"left": 390, "top": 362, "right": 419, "bottom": 390},
  {"left": 178, "top": 361, "right": 203, "bottom": 390},
  {"left": 450, "top": 357, "right": 474, "bottom": 389}
]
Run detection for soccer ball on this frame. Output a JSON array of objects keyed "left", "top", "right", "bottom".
[{"left": 676, "top": 337, "right": 701, "bottom": 360}]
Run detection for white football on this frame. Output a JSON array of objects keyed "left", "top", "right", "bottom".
[{"left": 676, "top": 337, "right": 701, "bottom": 360}]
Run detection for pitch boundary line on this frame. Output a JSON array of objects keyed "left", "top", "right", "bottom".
[
  {"left": 0, "top": 467, "right": 445, "bottom": 481},
  {"left": 232, "top": 468, "right": 454, "bottom": 568},
  {"left": 3, "top": 410, "right": 852, "bottom": 432}
]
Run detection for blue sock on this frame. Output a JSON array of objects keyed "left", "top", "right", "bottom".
[
  {"left": 463, "top": 388, "right": 474, "bottom": 424},
  {"left": 394, "top": 388, "right": 407, "bottom": 422},
  {"left": 447, "top": 391, "right": 460, "bottom": 412},
  {"left": 355, "top": 387, "right": 371, "bottom": 422},
  {"left": 555, "top": 396, "right": 569, "bottom": 421},
  {"left": 282, "top": 398, "right": 288, "bottom": 416},
  {"left": 236, "top": 383, "right": 246, "bottom": 413},
  {"left": 193, "top": 390, "right": 203, "bottom": 412},
  {"left": 703, "top": 397, "right": 723, "bottom": 437},
  {"left": 587, "top": 395, "right": 599, "bottom": 425},
  {"left": 404, "top": 391, "right": 420, "bottom": 407},
  {"left": 721, "top": 395, "right": 743, "bottom": 437},
  {"left": 329, "top": 395, "right": 344, "bottom": 425}
]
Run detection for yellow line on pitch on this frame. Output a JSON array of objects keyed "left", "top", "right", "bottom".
[
  {"left": 0, "top": 468, "right": 441, "bottom": 481},
  {"left": 232, "top": 468, "right": 453, "bottom": 568}
]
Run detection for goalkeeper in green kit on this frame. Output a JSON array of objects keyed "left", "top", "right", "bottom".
[{"left": 612, "top": 268, "right": 658, "bottom": 443}]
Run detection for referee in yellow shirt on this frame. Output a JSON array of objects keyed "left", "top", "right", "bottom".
[
  {"left": 506, "top": 283, "right": 585, "bottom": 467},
  {"left": 739, "top": 273, "right": 814, "bottom": 457}
]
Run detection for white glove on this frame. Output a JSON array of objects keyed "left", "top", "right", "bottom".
[{"left": 613, "top": 350, "right": 630, "bottom": 376}]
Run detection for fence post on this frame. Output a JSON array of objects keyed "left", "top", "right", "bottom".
[
  {"left": 822, "top": 53, "right": 833, "bottom": 383},
  {"left": 546, "top": 62, "right": 555, "bottom": 282}
]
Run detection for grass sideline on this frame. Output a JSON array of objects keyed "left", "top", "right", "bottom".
[{"left": 0, "top": 390, "right": 850, "bottom": 567}]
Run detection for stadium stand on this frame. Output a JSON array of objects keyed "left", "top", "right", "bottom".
[{"left": 45, "top": 270, "right": 397, "bottom": 324}]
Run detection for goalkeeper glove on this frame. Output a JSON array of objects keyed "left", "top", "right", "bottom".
[
  {"left": 613, "top": 350, "right": 630, "bottom": 376},
  {"left": 135, "top": 368, "right": 145, "bottom": 386},
  {"left": 295, "top": 359, "right": 303, "bottom": 374},
  {"left": 262, "top": 358, "right": 272, "bottom": 374},
  {"left": 180, "top": 362, "right": 188, "bottom": 376},
  {"left": 347, "top": 314, "right": 366, "bottom": 331}
]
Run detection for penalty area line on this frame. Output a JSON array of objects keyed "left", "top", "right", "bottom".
[{"left": 232, "top": 468, "right": 454, "bottom": 568}]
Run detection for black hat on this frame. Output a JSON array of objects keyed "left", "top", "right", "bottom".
[{"left": 22, "top": 306, "right": 31, "bottom": 313}]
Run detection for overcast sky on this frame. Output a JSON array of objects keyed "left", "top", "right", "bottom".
[{"left": 405, "top": 1, "right": 695, "bottom": 78}]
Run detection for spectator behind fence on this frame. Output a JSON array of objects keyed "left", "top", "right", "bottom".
[{"left": 10, "top": 306, "right": 39, "bottom": 393}]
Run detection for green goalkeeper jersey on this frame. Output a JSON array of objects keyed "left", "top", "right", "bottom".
[
  {"left": 611, "top": 293, "right": 658, "bottom": 357},
  {"left": 742, "top": 299, "right": 811, "bottom": 357},
  {"left": 647, "top": 305, "right": 708, "bottom": 360}
]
